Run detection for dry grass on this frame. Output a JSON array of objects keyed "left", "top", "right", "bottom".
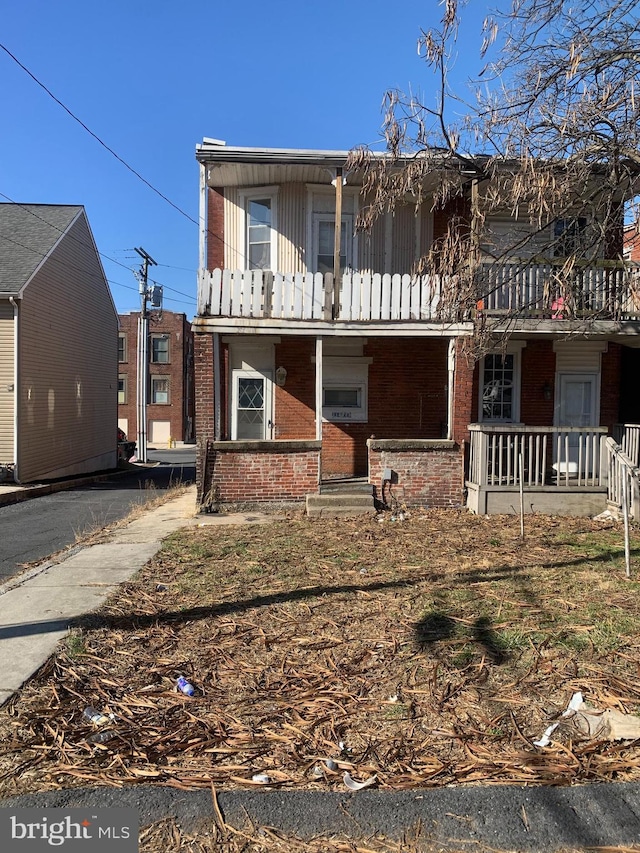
[{"left": 1, "top": 509, "right": 640, "bottom": 800}]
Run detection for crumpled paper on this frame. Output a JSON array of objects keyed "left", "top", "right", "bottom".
[{"left": 534, "top": 692, "right": 640, "bottom": 747}]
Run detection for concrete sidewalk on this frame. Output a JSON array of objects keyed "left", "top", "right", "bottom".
[{"left": 0, "top": 485, "right": 275, "bottom": 706}]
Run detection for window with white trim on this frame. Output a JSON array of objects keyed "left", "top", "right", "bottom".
[
  {"left": 239, "top": 188, "right": 278, "bottom": 271},
  {"left": 322, "top": 358, "right": 369, "bottom": 422},
  {"left": 479, "top": 345, "right": 524, "bottom": 422},
  {"left": 118, "top": 375, "right": 127, "bottom": 405}
]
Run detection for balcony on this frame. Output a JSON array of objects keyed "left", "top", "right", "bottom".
[{"left": 196, "top": 262, "right": 640, "bottom": 328}]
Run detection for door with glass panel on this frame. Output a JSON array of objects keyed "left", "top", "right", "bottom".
[{"left": 232, "top": 371, "right": 272, "bottom": 440}]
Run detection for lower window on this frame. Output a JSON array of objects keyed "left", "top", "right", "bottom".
[{"left": 151, "top": 376, "right": 170, "bottom": 404}]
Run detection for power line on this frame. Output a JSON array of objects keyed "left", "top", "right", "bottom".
[
  {"left": 0, "top": 194, "right": 196, "bottom": 305},
  {"left": 0, "top": 42, "right": 199, "bottom": 229}
]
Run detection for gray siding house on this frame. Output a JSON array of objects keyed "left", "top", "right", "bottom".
[{"left": 0, "top": 204, "right": 118, "bottom": 482}]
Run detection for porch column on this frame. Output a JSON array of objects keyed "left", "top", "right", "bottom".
[
  {"left": 315, "top": 337, "right": 323, "bottom": 441},
  {"left": 213, "top": 332, "right": 222, "bottom": 441},
  {"left": 447, "top": 338, "right": 455, "bottom": 441}
]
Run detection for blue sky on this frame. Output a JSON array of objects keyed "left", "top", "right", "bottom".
[{"left": 1, "top": 1, "right": 489, "bottom": 317}]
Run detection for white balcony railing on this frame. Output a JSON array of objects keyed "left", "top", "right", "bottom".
[
  {"left": 198, "top": 263, "right": 640, "bottom": 322},
  {"left": 480, "top": 261, "right": 640, "bottom": 317},
  {"left": 468, "top": 424, "right": 608, "bottom": 488}
]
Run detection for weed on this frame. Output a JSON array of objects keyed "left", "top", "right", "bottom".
[{"left": 65, "top": 629, "right": 87, "bottom": 658}]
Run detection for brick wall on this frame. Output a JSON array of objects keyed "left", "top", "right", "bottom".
[
  {"left": 368, "top": 439, "right": 464, "bottom": 508},
  {"left": 601, "top": 342, "right": 621, "bottom": 431},
  {"left": 452, "top": 338, "right": 474, "bottom": 443},
  {"left": 274, "top": 338, "right": 316, "bottom": 439},
  {"left": 202, "top": 441, "right": 321, "bottom": 504},
  {"left": 520, "top": 341, "right": 556, "bottom": 425}
]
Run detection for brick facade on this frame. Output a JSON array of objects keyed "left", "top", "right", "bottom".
[{"left": 118, "top": 311, "right": 194, "bottom": 445}]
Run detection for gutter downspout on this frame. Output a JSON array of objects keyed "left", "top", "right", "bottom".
[{"left": 9, "top": 297, "right": 20, "bottom": 483}]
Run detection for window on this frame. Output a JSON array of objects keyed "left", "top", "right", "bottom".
[
  {"left": 312, "top": 214, "right": 352, "bottom": 274},
  {"left": 151, "top": 376, "right": 170, "bottom": 404},
  {"left": 118, "top": 334, "right": 127, "bottom": 363},
  {"left": 239, "top": 188, "right": 278, "bottom": 271},
  {"left": 322, "top": 358, "right": 369, "bottom": 422},
  {"left": 118, "top": 374, "right": 127, "bottom": 405},
  {"left": 479, "top": 345, "right": 524, "bottom": 422},
  {"left": 554, "top": 217, "right": 587, "bottom": 257},
  {"left": 151, "top": 335, "right": 169, "bottom": 363}
]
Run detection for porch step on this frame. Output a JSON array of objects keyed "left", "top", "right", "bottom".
[
  {"left": 319, "top": 477, "right": 372, "bottom": 495},
  {"left": 306, "top": 488, "right": 376, "bottom": 518}
]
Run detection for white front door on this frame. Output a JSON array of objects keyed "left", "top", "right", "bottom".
[
  {"left": 556, "top": 373, "right": 599, "bottom": 470},
  {"left": 231, "top": 371, "right": 272, "bottom": 440},
  {"left": 557, "top": 373, "right": 598, "bottom": 429}
]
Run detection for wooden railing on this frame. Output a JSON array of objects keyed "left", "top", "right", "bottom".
[
  {"left": 197, "top": 263, "right": 640, "bottom": 321},
  {"left": 468, "top": 424, "right": 608, "bottom": 488}
]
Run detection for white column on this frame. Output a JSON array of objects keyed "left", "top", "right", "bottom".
[{"left": 315, "top": 337, "right": 323, "bottom": 441}]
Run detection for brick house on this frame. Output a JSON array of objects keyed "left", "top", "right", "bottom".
[
  {"left": 118, "top": 310, "right": 195, "bottom": 446},
  {"left": 193, "top": 141, "right": 640, "bottom": 515}
]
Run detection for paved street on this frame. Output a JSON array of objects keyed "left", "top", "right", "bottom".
[{"left": 0, "top": 446, "right": 195, "bottom": 582}]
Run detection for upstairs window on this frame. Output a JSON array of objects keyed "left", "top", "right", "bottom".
[
  {"left": 312, "top": 214, "right": 352, "bottom": 274},
  {"left": 239, "top": 187, "right": 278, "bottom": 271},
  {"left": 118, "top": 333, "right": 127, "bottom": 363},
  {"left": 151, "top": 334, "right": 169, "bottom": 363},
  {"left": 554, "top": 217, "right": 588, "bottom": 258}
]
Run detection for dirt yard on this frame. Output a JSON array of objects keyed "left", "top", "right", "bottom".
[{"left": 1, "top": 509, "right": 640, "bottom": 802}]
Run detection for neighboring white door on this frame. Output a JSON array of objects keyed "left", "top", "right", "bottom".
[
  {"left": 557, "top": 374, "right": 598, "bottom": 428},
  {"left": 232, "top": 371, "right": 272, "bottom": 440},
  {"left": 556, "top": 373, "right": 599, "bottom": 470}
]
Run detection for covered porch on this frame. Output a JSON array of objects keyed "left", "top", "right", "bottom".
[{"left": 467, "top": 424, "right": 610, "bottom": 516}]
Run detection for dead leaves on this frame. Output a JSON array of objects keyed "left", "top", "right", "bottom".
[{"left": 0, "top": 511, "right": 640, "bottom": 796}]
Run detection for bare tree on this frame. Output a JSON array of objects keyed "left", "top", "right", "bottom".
[{"left": 348, "top": 0, "right": 640, "bottom": 357}]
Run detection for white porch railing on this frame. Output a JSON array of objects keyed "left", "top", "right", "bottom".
[
  {"left": 198, "top": 263, "right": 640, "bottom": 321},
  {"left": 468, "top": 424, "right": 608, "bottom": 488},
  {"left": 480, "top": 261, "right": 640, "bottom": 317},
  {"left": 613, "top": 424, "right": 640, "bottom": 468},
  {"left": 604, "top": 436, "right": 640, "bottom": 523}
]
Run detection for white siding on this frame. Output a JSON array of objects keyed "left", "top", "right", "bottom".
[
  {"left": 0, "top": 301, "right": 14, "bottom": 463},
  {"left": 17, "top": 213, "right": 118, "bottom": 482}
]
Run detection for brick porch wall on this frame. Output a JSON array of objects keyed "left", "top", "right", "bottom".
[
  {"left": 368, "top": 439, "right": 464, "bottom": 508},
  {"left": 202, "top": 440, "right": 321, "bottom": 505}
]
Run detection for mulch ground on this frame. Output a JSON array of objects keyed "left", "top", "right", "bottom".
[{"left": 1, "top": 509, "right": 640, "bottom": 800}]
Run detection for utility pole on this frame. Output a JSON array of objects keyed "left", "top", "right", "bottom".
[{"left": 134, "top": 246, "right": 157, "bottom": 463}]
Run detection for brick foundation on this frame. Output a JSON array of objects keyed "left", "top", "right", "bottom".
[{"left": 368, "top": 439, "right": 464, "bottom": 508}]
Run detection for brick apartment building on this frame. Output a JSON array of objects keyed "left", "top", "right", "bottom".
[{"left": 118, "top": 310, "right": 195, "bottom": 446}]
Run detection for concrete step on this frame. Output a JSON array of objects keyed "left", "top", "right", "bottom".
[
  {"left": 306, "top": 492, "right": 376, "bottom": 517},
  {"left": 319, "top": 478, "right": 372, "bottom": 495}
]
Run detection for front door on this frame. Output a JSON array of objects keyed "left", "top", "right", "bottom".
[
  {"left": 556, "top": 373, "right": 599, "bottom": 470},
  {"left": 232, "top": 371, "right": 272, "bottom": 440}
]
